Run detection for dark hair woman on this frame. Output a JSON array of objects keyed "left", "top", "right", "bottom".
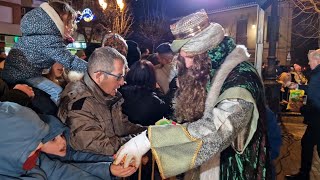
[{"left": 120, "top": 60, "right": 171, "bottom": 126}]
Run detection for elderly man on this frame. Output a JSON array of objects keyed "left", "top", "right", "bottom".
[
  {"left": 58, "top": 47, "right": 145, "bottom": 156},
  {"left": 286, "top": 49, "right": 320, "bottom": 180},
  {"left": 114, "top": 10, "right": 271, "bottom": 179}
]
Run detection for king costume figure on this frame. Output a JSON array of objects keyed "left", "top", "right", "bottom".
[{"left": 114, "top": 9, "right": 271, "bottom": 180}]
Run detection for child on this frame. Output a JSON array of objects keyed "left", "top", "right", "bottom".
[
  {"left": 39, "top": 114, "right": 136, "bottom": 178},
  {"left": 2, "top": 1, "right": 87, "bottom": 105},
  {"left": 0, "top": 102, "right": 136, "bottom": 179},
  {"left": 43, "top": 62, "right": 68, "bottom": 88}
]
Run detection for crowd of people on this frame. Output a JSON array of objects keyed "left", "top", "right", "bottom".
[{"left": 0, "top": 0, "right": 319, "bottom": 180}]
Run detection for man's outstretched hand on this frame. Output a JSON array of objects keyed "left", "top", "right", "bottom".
[{"left": 114, "top": 130, "right": 151, "bottom": 168}]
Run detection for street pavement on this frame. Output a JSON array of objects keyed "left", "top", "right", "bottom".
[{"left": 276, "top": 116, "right": 320, "bottom": 180}]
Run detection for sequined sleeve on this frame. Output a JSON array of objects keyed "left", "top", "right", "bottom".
[
  {"left": 187, "top": 98, "right": 253, "bottom": 166},
  {"left": 148, "top": 87, "right": 258, "bottom": 178}
]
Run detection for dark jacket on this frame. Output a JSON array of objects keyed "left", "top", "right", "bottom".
[
  {"left": 266, "top": 107, "right": 282, "bottom": 160},
  {"left": 29, "top": 88, "right": 58, "bottom": 115},
  {"left": 120, "top": 85, "right": 171, "bottom": 126},
  {"left": 58, "top": 73, "right": 145, "bottom": 155},
  {"left": 301, "top": 64, "right": 320, "bottom": 127},
  {"left": 40, "top": 114, "right": 113, "bottom": 162},
  {"left": 0, "top": 78, "right": 31, "bottom": 106},
  {"left": 0, "top": 102, "right": 106, "bottom": 180},
  {"left": 39, "top": 114, "right": 115, "bottom": 179},
  {"left": 2, "top": 3, "right": 87, "bottom": 84},
  {"left": 0, "top": 78, "right": 58, "bottom": 115}
]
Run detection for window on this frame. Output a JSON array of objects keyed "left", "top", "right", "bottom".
[{"left": 236, "top": 19, "right": 248, "bottom": 46}]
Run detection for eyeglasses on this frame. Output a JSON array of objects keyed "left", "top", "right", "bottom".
[{"left": 95, "top": 71, "right": 125, "bottom": 81}]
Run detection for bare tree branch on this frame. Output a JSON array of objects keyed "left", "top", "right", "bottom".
[
  {"left": 65, "top": 0, "right": 133, "bottom": 43},
  {"left": 139, "top": 0, "right": 170, "bottom": 52},
  {"left": 286, "top": 0, "right": 320, "bottom": 46}
]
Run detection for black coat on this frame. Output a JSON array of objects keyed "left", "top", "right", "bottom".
[
  {"left": 0, "top": 78, "right": 57, "bottom": 115},
  {"left": 120, "top": 85, "right": 171, "bottom": 126},
  {"left": 301, "top": 65, "right": 320, "bottom": 127},
  {"left": 0, "top": 78, "right": 31, "bottom": 106}
]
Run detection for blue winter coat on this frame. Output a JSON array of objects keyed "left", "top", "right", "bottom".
[
  {"left": 39, "top": 114, "right": 115, "bottom": 164},
  {"left": 0, "top": 102, "right": 111, "bottom": 180},
  {"left": 266, "top": 107, "right": 282, "bottom": 160},
  {"left": 2, "top": 3, "right": 87, "bottom": 84}
]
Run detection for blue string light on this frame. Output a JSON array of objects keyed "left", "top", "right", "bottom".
[{"left": 76, "top": 8, "right": 95, "bottom": 23}]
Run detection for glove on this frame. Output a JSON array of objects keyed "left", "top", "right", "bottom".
[
  {"left": 114, "top": 130, "right": 150, "bottom": 168},
  {"left": 155, "top": 117, "right": 177, "bottom": 125}
]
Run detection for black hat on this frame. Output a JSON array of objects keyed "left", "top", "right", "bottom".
[{"left": 156, "top": 42, "right": 173, "bottom": 54}]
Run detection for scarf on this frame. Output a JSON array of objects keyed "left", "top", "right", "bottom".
[
  {"left": 206, "top": 37, "right": 236, "bottom": 91},
  {"left": 23, "top": 150, "right": 41, "bottom": 171}
]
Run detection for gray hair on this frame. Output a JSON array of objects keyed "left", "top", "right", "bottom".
[
  {"left": 309, "top": 49, "right": 320, "bottom": 60},
  {"left": 87, "top": 47, "right": 127, "bottom": 76}
]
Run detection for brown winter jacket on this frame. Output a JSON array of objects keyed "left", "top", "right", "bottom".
[{"left": 58, "top": 72, "right": 145, "bottom": 155}]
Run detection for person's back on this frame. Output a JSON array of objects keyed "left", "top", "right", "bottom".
[
  {"left": 121, "top": 60, "right": 171, "bottom": 126},
  {"left": 126, "top": 40, "right": 141, "bottom": 68}
]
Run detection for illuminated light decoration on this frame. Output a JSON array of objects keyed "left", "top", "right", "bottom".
[
  {"left": 14, "top": 36, "right": 19, "bottom": 43},
  {"left": 82, "top": 8, "right": 94, "bottom": 22},
  {"left": 117, "top": 0, "right": 124, "bottom": 11},
  {"left": 75, "top": 8, "right": 95, "bottom": 23},
  {"left": 99, "top": 0, "right": 108, "bottom": 10}
]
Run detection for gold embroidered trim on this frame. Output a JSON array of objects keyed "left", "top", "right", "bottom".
[
  {"left": 177, "top": 126, "right": 203, "bottom": 168},
  {"left": 148, "top": 126, "right": 166, "bottom": 179},
  {"left": 148, "top": 125, "right": 203, "bottom": 178}
]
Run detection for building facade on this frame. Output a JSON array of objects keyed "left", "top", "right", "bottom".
[
  {"left": 0, "top": 0, "right": 22, "bottom": 52},
  {"left": 207, "top": 1, "right": 293, "bottom": 66},
  {"left": 0, "top": 0, "right": 46, "bottom": 54}
]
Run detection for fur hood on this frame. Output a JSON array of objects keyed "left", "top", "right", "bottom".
[
  {"left": 67, "top": 71, "right": 84, "bottom": 82},
  {"left": 198, "top": 45, "right": 250, "bottom": 180}
]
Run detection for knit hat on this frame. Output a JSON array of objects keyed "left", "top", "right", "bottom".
[
  {"left": 170, "top": 9, "right": 225, "bottom": 55},
  {"left": 102, "top": 33, "right": 128, "bottom": 56}
]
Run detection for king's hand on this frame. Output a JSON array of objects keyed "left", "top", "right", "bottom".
[{"left": 114, "top": 130, "right": 151, "bottom": 168}]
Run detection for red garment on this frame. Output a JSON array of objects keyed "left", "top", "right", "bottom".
[{"left": 23, "top": 150, "right": 40, "bottom": 171}]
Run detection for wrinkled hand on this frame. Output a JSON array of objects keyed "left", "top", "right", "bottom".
[
  {"left": 13, "top": 84, "right": 35, "bottom": 98},
  {"left": 110, "top": 164, "right": 137, "bottom": 177},
  {"left": 114, "top": 131, "right": 150, "bottom": 168}
]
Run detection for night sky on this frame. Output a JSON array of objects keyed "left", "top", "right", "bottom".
[
  {"left": 131, "top": 0, "right": 257, "bottom": 20},
  {"left": 128, "top": 0, "right": 258, "bottom": 48}
]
